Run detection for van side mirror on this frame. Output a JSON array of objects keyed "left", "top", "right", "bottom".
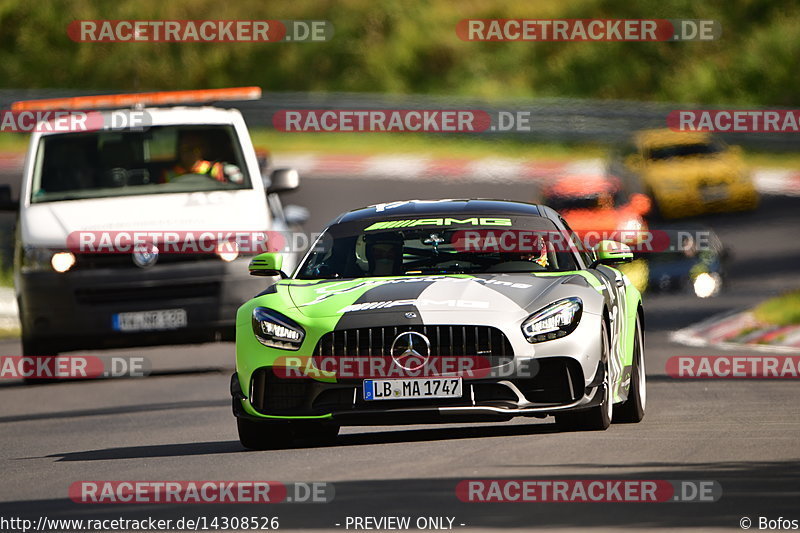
[
  {"left": 249, "top": 252, "right": 286, "bottom": 277},
  {"left": 265, "top": 168, "right": 299, "bottom": 194}
]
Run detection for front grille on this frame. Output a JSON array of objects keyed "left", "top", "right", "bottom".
[
  {"left": 313, "top": 325, "right": 513, "bottom": 367},
  {"left": 74, "top": 253, "right": 220, "bottom": 270},
  {"left": 75, "top": 281, "right": 220, "bottom": 304}
]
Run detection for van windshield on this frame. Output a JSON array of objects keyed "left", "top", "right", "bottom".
[{"left": 31, "top": 125, "right": 252, "bottom": 203}]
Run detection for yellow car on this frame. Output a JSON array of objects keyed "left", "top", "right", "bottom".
[{"left": 614, "top": 129, "right": 759, "bottom": 219}]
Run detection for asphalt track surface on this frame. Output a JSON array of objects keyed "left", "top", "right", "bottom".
[{"left": 1, "top": 173, "right": 799, "bottom": 532}]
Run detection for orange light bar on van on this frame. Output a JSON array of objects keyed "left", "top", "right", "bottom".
[{"left": 11, "top": 87, "right": 262, "bottom": 111}]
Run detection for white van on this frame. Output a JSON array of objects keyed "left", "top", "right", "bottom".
[{"left": 3, "top": 88, "right": 305, "bottom": 356}]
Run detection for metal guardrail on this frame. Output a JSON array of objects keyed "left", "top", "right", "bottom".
[{"left": 0, "top": 89, "right": 796, "bottom": 150}]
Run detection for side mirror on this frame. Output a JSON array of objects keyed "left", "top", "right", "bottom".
[
  {"left": 265, "top": 168, "right": 299, "bottom": 194},
  {"left": 591, "top": 240, "right": 633, "bottom": 268},
  {"left": 0, "top": 185, "right": 18, "bottom": 211},
  {"left": 249, "top": 252, "right": 286, "bottom": 277}
]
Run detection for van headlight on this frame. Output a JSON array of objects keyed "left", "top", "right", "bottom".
[
  {"left": 22, "top": 248, "right": 76, "bottom": 273},
  {"left": 51, "top": 252, "right": 76, "bottom": 273},
  {"left": 216, "top": 241, "right": 239, "bottom": 262},
  {"left": 252, "top": 307, "right": 305, "bottom": 350},
  {"left": 521, "top": 297, "right": 582, "bottom": 343}
]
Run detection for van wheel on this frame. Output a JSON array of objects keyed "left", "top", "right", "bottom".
[{"left": 21, "top": 336, "right": 57, "bottom": 385}]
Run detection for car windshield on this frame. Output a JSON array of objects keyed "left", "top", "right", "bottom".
[
  {"left": 297, "top": 215, "right": 579, "bottom": 279},
  {"left": 31, "top": 125, "right": 251, "bottom": 203},
  {"left": 647, "top": 142, "right": 722, "bottom": 160}
]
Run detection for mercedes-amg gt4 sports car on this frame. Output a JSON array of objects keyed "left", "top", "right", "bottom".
[{"left": 232, "top": 199, "right": 646, "bottom": 449}]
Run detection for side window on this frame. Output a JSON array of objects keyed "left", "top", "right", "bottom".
[{"left": 559, "top": 216, "right": 594, "bottom": 268}]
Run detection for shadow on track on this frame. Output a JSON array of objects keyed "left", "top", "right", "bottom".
[
  {"left": 43, "top": 422, "right": 562, "bottom": 461},
  {"left": 0, "top": 398, "right": 229, "bottom": 424}
]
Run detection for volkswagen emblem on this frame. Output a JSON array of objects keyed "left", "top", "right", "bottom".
[
  {"left": 132, "top": 243, "right": 159, "bottom": 268},
  {"left": 390, "top": 331, "right": 431, "bottom": 371}
]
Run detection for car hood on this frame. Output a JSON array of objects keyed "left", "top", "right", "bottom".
[
  {"left": 277, "top": 273, "right": 601, "bottom": 325},
  {"left": 21, "top": 190, "right": 269, "bottom": 248}
]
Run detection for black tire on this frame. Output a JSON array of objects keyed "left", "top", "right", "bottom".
[
  {"left": 21, "top": 336, "right": 58, "bottom": 385},
  {"left": 237, "top": 418, "right": 339, "bottom": 450},
  {"left": 556, "top": 320, "right": 612, "bottom": 431},
  {"left": 237, "top": 418, "right": 294, "bottom": 450},
  {"left": 614, "top": 316, "right": 646, "bottom": 423},
  {"left": 291, "top": 421, "right": 340, "bottom": 446}
]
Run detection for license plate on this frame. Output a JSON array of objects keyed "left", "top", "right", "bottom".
[
  {"left": 700, "top": 184, "right": 728, "bottom": 202},
  {"left": 363, "top": 378, "right": 462, "bottom": 400},
  {"left": 113, "top": 309, "right": 187, "bottom": 332}
]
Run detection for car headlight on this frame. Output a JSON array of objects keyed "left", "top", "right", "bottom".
[
  {"left": 22, "top": 248, "right": 76, "bottom": 273},
  {"left": 521, "top": 297, "right": 582, "bottom": 343},
  {"left": 693, "top": 272, "right": 721, "bottom": 298},
  {"left": 252, "top": 307, "right": 305, "bottom": 350},
  {"left": 216, "top": 241, "right": 239, "bottom": 262}
]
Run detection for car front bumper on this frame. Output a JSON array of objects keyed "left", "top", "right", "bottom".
[{"left": 18, "top": 256, "right": 270, "bottom": 351}]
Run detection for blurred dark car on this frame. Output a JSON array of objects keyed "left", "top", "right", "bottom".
[{"left": 645, "top": 223, "right": 728, "bottom": 298}]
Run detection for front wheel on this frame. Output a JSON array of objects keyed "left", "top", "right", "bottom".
[
  {"left": 237, "top": 418, "right": 294, "bottom": 450},
  {"left": 555, "top": 320, "right": 612, "bottom": 431},
  {"left": 614, "top": 316, "right": 646, "bottom": 423},
  {"left": 237, "top": 419, "right": 340, "bottom": 450}
]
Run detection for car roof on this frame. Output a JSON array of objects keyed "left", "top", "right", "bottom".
[
  {"left": 334, "top": 199, "right": 542, "bottom": 224},
  {"left": 543, "top": 175, "right": 619, "bottom": 197},
  {"left": 635, "top": 128, "right": 713, "bottom": 148}
]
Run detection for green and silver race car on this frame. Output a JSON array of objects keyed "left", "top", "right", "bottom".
[{"left": 232, "top": 199, "right": 646, "bottom": 449}]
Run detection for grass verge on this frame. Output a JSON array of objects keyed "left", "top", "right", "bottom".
[{"left": 753, "top": 290, "right": 800, "bottom": 326}]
